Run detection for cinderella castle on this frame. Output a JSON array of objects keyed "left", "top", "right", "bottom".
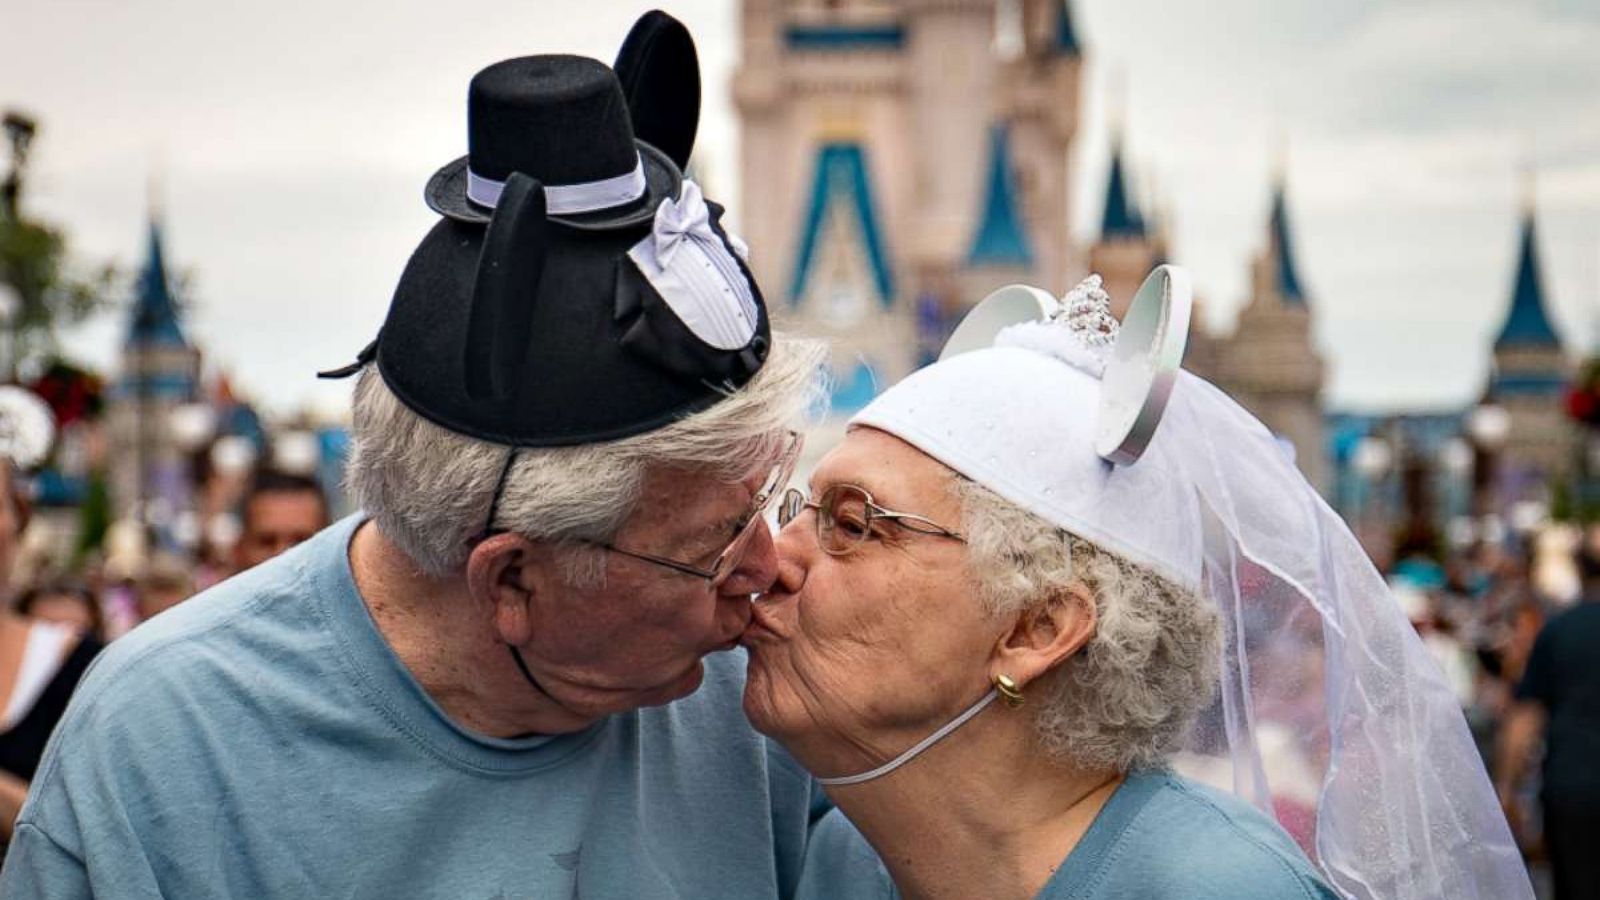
[{"left": 734, "top": 0, "right": 1571, "bottom": 509}]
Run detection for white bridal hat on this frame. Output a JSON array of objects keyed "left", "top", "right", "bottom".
[{"left": 850, "top": 268, "right": 1533, "bottom": 900}]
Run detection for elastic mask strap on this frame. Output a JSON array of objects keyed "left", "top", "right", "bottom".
[
  {"left": 485, "top": 448, "right": 548, "bottom": 701},
  {"left": 816, "top": 690, "right": 998, "bottom": 787},
  {"left": 479, "top": 447, "right": 517, "bottom": 540},
  {"left": 507, "top": 644, "right": 555, "bottom": 700}
]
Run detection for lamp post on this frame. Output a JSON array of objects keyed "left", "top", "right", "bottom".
[
  {"left": 1353, "top": 434, "right": 1395, "bottom": 566},
  {"left": 1353, "top": 435, "right": 1393, "bottom": 521},
  {"left": 1468, "top": 402, "right": 1510, "bottom": 533}
]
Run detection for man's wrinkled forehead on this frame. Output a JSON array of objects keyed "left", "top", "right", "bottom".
[{"left": 628, "top": 466, "right": 755, "bottom": 552}]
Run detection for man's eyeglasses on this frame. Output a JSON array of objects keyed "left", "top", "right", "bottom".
[
  {"left": 777, "top": 483, "right": 965, "bottom": 556},
  {"left": 594, "top": 432, "right": 803, "bottom": 585}
]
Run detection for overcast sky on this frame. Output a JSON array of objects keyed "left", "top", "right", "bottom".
[{"left": 5, "top": 0, "right": 1598, "bottom": 419}]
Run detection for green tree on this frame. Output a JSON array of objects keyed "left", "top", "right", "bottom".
[{"left": 1, "top": 110, "right": 116, "bottom": 382}]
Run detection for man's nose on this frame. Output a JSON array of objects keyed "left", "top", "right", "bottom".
[{"left": 719, "top": 519, "right": 780, "bottom": 596}]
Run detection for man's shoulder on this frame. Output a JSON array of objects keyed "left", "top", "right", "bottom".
[
  {"left": 1543, "top": 599, "right": 1600, "bottom": 643},
  {"left": 57, "top": 542, "right": 332, "bottom": 741}
]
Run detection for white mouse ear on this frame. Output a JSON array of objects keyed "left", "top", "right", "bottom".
[
  {"left": 938, "top": 284, "right": 1057, "bottom": 361},
  {"left": 1095, "top": 265, "right": 1192, "bottom": 466}
]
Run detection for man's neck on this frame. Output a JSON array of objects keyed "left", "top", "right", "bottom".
[
  {"left": 820, "top": 711, "right": 1122, "bottom": 900},
  {"left": 347, "top": 521, "right": 596, "bottom": 739}
]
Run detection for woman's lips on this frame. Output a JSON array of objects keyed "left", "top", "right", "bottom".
[{"left": 741, "top": 605, "right": 785, "bottom": 645}]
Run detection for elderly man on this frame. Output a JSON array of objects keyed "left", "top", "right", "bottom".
[{"left": 0, "top": 15, "right": 864, "bottom": 898}]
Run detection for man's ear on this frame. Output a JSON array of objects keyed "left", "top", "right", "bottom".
[
  {"left": 990, "top": 583, "right": 1097, "bottom": 691},
  {"left": 465, "top": 533, "right": 550, "bottom": 646}
]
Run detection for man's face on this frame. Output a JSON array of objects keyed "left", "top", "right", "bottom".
[
  {"left": 510, "top": 464, "right": 781, "bottom": 720},
  {"left": 235, "top": 490, "right": 328, "bottom": 571}
]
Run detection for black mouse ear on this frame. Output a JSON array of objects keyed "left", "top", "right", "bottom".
[
  {"left": 466, "top": 173, "right": 547, "bottom": 403},
  {"left": 614, "top": 10, "right": 700, "bottom": 172}
]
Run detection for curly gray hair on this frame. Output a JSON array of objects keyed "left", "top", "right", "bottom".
[
  {"left": 346, "top": 335, "right": 827, "bottom": 581},
  {"left": 952, "top": 476, "right": 1221, "bottom": 772}
]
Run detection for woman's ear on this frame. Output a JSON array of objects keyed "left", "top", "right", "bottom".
[
  {"left": 991, "top": 584, "right": 1097, "bottom": 691},
  {"left": 465, "top": 534, "right": 545, "bottom": 646}
]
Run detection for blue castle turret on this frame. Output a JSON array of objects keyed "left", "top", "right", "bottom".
[
  {"left": 967, "top": 124, "right": 1035, "bottom": 268},
  {"left": 1099, "top": 136, "right": 1145, "bottom": 242},
  {"left": 1267, "top": 182, "right": 1306, "bottom": 307},
  {"left": 112, "top": 211, "right": 202, "bottom": 533},
  {"left": 1087, "top": 126, "right": 1160, "bottom": 321},
  {"left": 123, "top": 220, "right": 197, "bottom": 397},
  {"left": 1053, "top": 0, "right": 1080, "bottom": 55},
  {"left": 1490, "top": 195, "right": 1565, "bottom": 399},
  {"left": 1485, "top": 172, "right": 1571, "bottom": 488},
  {"left": 1494, "top": 211, "right": 1561, "bottom": 351}
]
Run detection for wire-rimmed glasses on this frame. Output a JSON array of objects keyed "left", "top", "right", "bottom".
[
  {"left": 777, "top": 483, "right": 965, "bottom": 556},
  {"left": 596, "top": 431, "right": 803, "bottom": 584}
]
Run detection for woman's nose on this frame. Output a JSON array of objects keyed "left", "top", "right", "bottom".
[{"left": 767, "top": 513, "right": 813, "bottom": 598}]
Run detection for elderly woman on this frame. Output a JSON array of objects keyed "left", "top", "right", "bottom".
[{"left": 748, "top": 274, "right": 1532, "bottom": 900}]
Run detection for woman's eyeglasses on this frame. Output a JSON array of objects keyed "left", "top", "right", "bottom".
[{"left": 778, "top": 484, "right": 965, "bottom": 556}]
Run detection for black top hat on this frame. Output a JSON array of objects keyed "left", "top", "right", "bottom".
[
  {"left": 424, "top": 11, "right": 700, "bottom": 230},
  {"left": 322, "top": 12, "right": 771, "bottom": 447}
]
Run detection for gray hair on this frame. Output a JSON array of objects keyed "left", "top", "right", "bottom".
[
  {"left": 346, "top": 335, "right": 827, "bottom": 580},
  {"left": 952, "top": 476, "right": 1222, "bottom": 772}
]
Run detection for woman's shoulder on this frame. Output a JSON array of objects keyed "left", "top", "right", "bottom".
[{"left": 1041, "top": 769, "right": 1338, "bottom": 900}]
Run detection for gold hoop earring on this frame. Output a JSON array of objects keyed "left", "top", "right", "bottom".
[{"left": 993, "top": 673, "right": 1025, "bottom": 708}]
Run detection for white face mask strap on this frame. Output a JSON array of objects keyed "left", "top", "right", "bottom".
[{"left": 816, "top": 689, "right": 999, "bottom": 787}]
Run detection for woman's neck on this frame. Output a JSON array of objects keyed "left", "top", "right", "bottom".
[{"left": 822, "top": 711, "right": 1123, "bottom": 900}]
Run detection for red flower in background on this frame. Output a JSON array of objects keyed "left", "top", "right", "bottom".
[
  {"left": 27, "top": 361, "right": 105, "bottom": 427},
  {"left": 1566, "top": 360, "right": 1600, "bottom": 427},
  {"left": 1567, "top": 388, "right": 1596, "bottom": 423}
]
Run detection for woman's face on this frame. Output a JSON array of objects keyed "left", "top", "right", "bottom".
[
  {"left": 27, "top": 591, "right": 96, "bottom": 632},
  {"left": 742, "top": 427, "right": 1003, "bottom": 778}
]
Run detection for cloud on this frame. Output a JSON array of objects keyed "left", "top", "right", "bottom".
[{"left": 7, "top": 0, "right": 1597, "bottom": 418}]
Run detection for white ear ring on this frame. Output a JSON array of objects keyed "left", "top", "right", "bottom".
[{"left": 1095, "top": 265, "right": 1192, "bottom": 466}]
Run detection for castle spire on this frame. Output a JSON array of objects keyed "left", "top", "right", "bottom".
[
  {"left": 967, "top": 124, "right": 1034, "bottom": 267},
  {"left": 789, "top": 142, "right": 895, "bottom": 307},
  {"left": 127, "top": 214, "right": 188, "bottom": 350},
  {"left": 1099, "top": 130, "right": 1145, "bottom": 241},
  {"left": 1494, "top": 182, "right": 1560, "bottom": 349},
  {"left": 1054, "top": 0, "right": 1081, "bottom": 55},
  {"left": 1267, "top": 172, "right": 1307, "bottom": 306}
]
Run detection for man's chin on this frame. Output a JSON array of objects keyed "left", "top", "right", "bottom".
[{"left": 629, "top": 658, "right": 707, "bottom": 709}]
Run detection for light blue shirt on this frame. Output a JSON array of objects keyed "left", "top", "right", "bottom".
[
  {"left": 1, "top": 515, "right": 880, "bottom": 899},
  {"left": 1037, "top": 769, "right": 1338, "bottom": 899},
  {"left": 794, "top": 769, "right": 1337, "bottom": 900}
]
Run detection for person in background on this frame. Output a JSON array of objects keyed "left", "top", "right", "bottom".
[
  {"left": 0, "top": 463, "right": 100, "bottom": 847},
  {"left": 1497, "top": 532, "right": 1600, "bottom": 900},
  {"left": 14, "top": 582, "right": 103, "bottom": 640},
  {"left": 231, "top": 469, "right": 330, "bottom": 574},
  {"left": 132, "top": 555, "right": 195, "bottom": 622}
]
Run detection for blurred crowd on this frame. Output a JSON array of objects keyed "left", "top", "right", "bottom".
[
  {"left": 0, "top": 463, "right": 328, "bottom": 850},
  {"left": 0, "top": 447, "right": 1595, "bottom": 893},
  {"left": 1385, "top": 528, "right": 1600, "bottom": 898}
]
